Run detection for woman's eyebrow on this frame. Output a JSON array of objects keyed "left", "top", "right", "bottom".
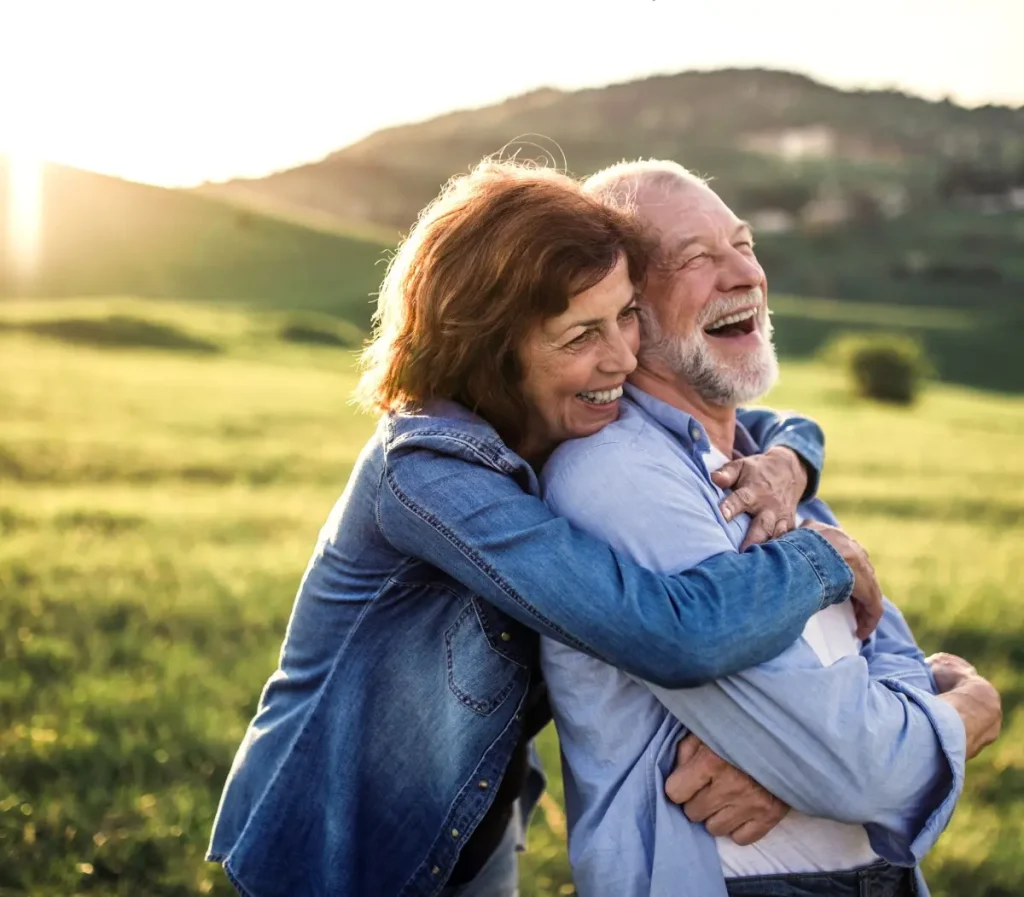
[{"left": 556, "top": 295, "right": 639, "bottom": 335}]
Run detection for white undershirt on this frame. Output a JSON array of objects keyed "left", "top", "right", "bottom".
[{"left": 703, "top": 444, "right": 880, "bottom": 877}]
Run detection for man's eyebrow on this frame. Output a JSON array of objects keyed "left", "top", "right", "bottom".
[
  {"left": 733, "top": 220, "right": 754, "bottom": 239},
  {"left": 667, "top": 236, "right": 701, "bottom": 257},
  {"left": 660, "top": 236, "right": 701, "bottom": 267},
  {"left": 556, "top": 292, "right": 641, "bottom": 336}
]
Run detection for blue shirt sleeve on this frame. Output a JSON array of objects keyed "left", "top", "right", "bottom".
[
  {"left": 380, "top": 440, "right": 853, "bottom": 688},
  {"left": 543, "top": 440, "right": 966, "bottom": 865},
  {"left": 861, "top": 598, "right": 938, "bottom": 693},
  {"left": 737, "top": 407, "right": 824, "bottom": 499}
]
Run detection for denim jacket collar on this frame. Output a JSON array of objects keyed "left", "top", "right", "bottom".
[{"left": 386, "top": 401, "right": 540, "bottom": 494}]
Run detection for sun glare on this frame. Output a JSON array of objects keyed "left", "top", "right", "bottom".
[{"left": 7, "top": 151, "right": 44, "bottom": 283}]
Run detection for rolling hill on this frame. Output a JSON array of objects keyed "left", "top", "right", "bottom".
[
  {"left": 200, "top": 68, "right": 1024, "bottom": 235},
  {"left": 0, "top": 157, "right": 390, "bottom": 328},
  {"left": 195, "top": 68, "right": 1024, "bottom": 391}
]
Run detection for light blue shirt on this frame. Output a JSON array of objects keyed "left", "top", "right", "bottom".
[{"left": 540, "top": 386, "right": 967, "bottom": 897}]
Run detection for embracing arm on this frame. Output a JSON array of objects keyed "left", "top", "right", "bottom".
[
  {"left": 541, "top": 443, "right": 965, "bottom": 863},
  {"left": 378, "top": 442, "right": 853, "bottom": 689},
  {"left": 650, "top": 644, "right": 965, "bottom": 864}
]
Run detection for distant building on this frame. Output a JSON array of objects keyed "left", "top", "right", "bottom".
[{"left": 747, "top": 209, "right": 796, "bottom": 234}]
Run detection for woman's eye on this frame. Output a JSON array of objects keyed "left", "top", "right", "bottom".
[
  {"left": 567, "top": 329, "right": 596, "bottom": 348},
  {"left": 619, "top": 305, "right": 639, "bottom": 322}
]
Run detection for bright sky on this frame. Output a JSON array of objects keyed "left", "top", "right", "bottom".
[{"left": 1, "top": 0, "right": 1022, "bottom": 187}]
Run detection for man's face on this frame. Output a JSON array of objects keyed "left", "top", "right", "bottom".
[{"left": 636, "top": 181, "right": 778, "bottom": 405}]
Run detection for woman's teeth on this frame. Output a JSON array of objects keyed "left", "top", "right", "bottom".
[{"left": 577, "top": 386, "right": 623, "bottom": 405}]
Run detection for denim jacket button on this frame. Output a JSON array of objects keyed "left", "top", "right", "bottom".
[
  {"left": 500, "top": 631, "right": 512, "bottom": 642},
  {"left": 431, "top": 867, "right": 441, "bottom": 876},
  {"left": 451, "top": 829, "right": 459, "bottom": 839},
  {"left": 478, "top": 780, "right": 489, "bottom": 790}
]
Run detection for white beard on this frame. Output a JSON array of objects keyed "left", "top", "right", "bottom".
[{"left": 640, "top": 288, "right": 779, "bottom": 405}]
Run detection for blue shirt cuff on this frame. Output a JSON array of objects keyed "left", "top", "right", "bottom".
[{"left": 865, "top": 678, "right": 967, "bottom": 865}]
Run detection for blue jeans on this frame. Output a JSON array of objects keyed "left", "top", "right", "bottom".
[
  {"left": 725, "top": 862, "right": 918, "bottom": 897},
  {"left": 440, "top": 815, "right": 519, "bottom": 897}
]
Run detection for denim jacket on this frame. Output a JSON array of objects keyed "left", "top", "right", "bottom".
[{"left": 207, "top": 402, "right": 853, "bottom": 897}]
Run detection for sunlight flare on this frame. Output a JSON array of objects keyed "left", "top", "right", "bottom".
[{"left": 7, "top": 151, "right": 44, "bottom": 283}]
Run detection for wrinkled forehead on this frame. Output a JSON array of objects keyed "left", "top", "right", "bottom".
[{"left": 637, "top": 180, "right": 744, "bottom": 252}]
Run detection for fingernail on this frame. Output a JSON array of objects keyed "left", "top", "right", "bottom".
[{"left": 722, "top": 509, "right": 732, "bottom": 521}]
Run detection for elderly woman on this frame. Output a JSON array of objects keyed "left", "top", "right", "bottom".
[{"left": 207, "top": 162, "right": 875, "bottom": 897}]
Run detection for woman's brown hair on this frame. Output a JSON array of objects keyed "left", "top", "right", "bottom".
[{"left": 357, "top": 160, "right": 651, "bottom": 449}]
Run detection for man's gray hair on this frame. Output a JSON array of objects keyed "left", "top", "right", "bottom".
[{"left": 582, "top": 159, "right": 707, "bottom": 214}]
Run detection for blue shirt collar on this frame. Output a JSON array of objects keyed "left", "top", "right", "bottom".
[{"left": 623, "top": 383, "right": 759, "bottom": 459}]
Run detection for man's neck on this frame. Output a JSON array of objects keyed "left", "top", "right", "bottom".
[{"left": 630, "top": 364, "right": 736, "bottom": 456}]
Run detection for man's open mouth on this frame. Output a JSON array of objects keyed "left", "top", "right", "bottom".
[{"left": 703, "top": 307, "right": 758, "bottom": 338}]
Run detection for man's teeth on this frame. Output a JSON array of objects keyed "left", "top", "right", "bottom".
[
  {"left": 706, "top": 308, "right": 757, "bottom": 330},
  {"left": 577, "top": 386, "right": 623, "bottom": 405}
]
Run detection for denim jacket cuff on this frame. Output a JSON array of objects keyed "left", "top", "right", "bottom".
[
  {"left": 769, "top": 431, "right": 823, "bottom": 500},
  {"left": 779, "top": 528, "right": 855, "bottom": 610}
]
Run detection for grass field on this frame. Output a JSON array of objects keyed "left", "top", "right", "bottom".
[{"left": 1, "top": 297, "right": 1022, "bottom": 896}]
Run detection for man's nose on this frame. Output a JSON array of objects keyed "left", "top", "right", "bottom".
[{"left": 717, "top": 248, "right": 765, "bottom": 295}]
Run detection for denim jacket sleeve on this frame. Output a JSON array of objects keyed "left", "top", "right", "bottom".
[
  {"left": 737, "top": 407, "right": 825, "bottom": 499},
  {"left": 378, "top": 442, "right": 853, "bottom": 689}
]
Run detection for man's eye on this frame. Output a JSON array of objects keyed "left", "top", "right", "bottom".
[
  {"left": 682, "top": 253, "right": 710, "bottom": 268},
  {"left": 735, "top": 240, "right": 755, "bottom": 250}
]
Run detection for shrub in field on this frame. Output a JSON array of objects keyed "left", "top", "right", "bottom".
[
  {"left": 278, "top": 313, "right": 363, "bottom": 349},
  {"left": 823, "top": 332, "right": 932, "bottom": 404},
  {"left": 13, "top": 315, "right": 220, "bottom": 353}
]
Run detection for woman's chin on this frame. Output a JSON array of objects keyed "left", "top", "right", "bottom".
[{"left": 567, "top": 397, "right": 621, "bottom": 438}]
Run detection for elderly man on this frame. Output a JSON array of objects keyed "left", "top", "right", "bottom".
[{"left": 540, "top": 161, "right": 1002, "bottom": 897}]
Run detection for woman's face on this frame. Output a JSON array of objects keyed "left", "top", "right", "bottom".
[{"left": 517, "top": 255, "right": 640, "bottom": 459}]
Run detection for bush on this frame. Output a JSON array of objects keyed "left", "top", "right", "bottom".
[
  {"left": 824, "top": 332, "right": 932, "bottom": 404},
  {"left": 12, "top": 315, "right": 220, "bottom": 353},
  {"left": 277, "top": 313, "right": 363, "bottom": 349}
]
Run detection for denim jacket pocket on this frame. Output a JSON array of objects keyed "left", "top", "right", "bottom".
[{"left": 445, "top": 599, "right": 529, "bottom": 716}]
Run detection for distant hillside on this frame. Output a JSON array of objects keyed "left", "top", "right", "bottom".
[
  {"left": 201, "top": 68, "right": 1024, "bottom": 234},
  {"left": 197, "top": 67, "right": 1024, "bottom": 343},
  {"left": 0, "top": 158, "right": 390, "bottom": 327}
]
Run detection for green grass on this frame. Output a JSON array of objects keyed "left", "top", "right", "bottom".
[{"left": 1, "top": 297, "right": 1022, "bottom": 896}]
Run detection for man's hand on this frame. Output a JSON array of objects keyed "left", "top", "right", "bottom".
[
  {"left": 928, "top": 652, "right": 980, "bottom": 693},
  {"left": 798, "top": 520, "right": 883, "bottom": 640},
  {"left": 713, "top": 447, "right": 808, "bottom": 550},
  {"left": 664, "top": 734, "right": 789, "bottom": 846},
  {"left": 928, "top": 652, "right": 1003, "bottom": 760}
]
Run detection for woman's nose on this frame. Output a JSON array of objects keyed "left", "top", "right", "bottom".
[{"left": 600, "top": 328, "right": 638, "bottom": 375}]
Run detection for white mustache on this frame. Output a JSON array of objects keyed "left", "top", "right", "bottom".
[{"left": 697, "top": 288, "right": 765, "bottom": 328}]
